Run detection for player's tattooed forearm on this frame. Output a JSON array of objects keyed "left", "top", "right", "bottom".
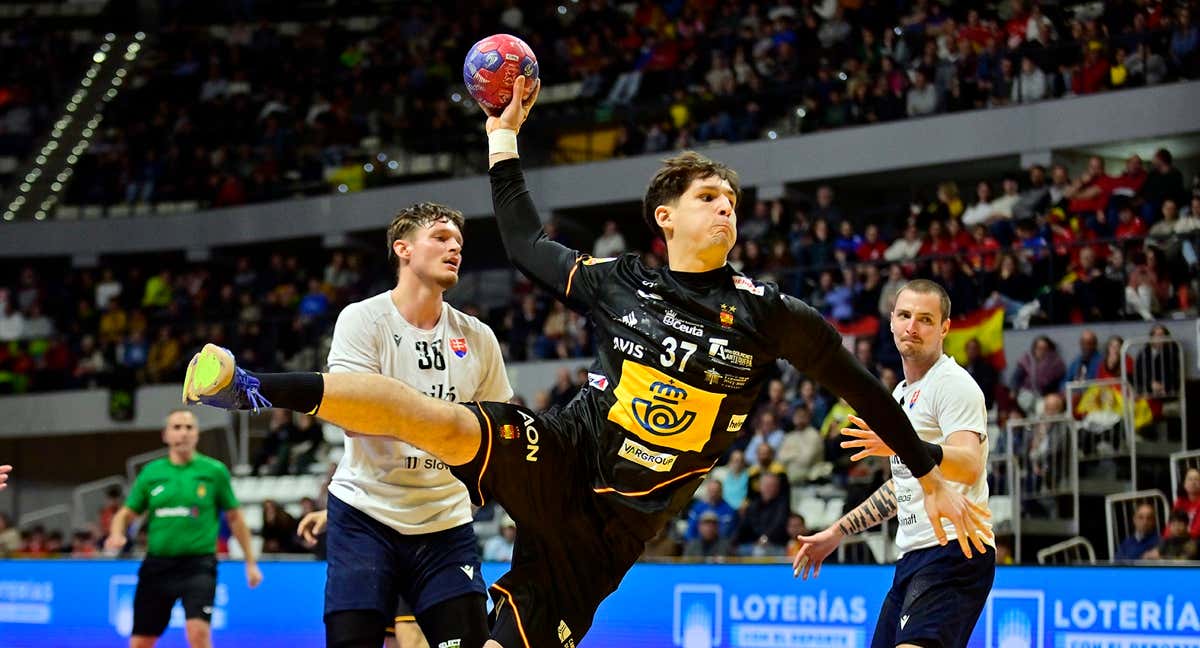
[{"left": 837, "top": 481, "right": 897, "bottom": 536}]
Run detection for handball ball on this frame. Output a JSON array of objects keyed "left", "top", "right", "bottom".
[{"left": 463, "top": 34, "right": 539, "bottom": 116}]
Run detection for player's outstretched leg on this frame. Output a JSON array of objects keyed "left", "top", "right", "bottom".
[{"left": 182, "top": 344, "right": 482, "bottom": 465}]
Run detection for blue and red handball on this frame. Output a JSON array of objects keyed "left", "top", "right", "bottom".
[{"left": 463, "top": 34, "right": 539, "bottom": 116}]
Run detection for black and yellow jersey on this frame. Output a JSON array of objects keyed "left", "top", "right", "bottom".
[{"left": 490, "top": 158, "right": 934, "bottom": 523}]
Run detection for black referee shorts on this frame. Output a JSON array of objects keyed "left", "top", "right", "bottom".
[
  {"left": 132, "top": 554, "right": 218, "bottom": 637},
  {"left": 452, "top": 402, "right": 647, "bottom": 648}
]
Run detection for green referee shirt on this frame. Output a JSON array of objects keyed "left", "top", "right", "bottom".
[{"left": 125, "top": 453, "right": 239, "bottom": 557}]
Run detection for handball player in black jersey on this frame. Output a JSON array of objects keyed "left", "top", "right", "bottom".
[{"left": 183, "top": 75, "right": 990, "bottom": 648}]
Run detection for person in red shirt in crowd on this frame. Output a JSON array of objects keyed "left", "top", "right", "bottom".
[
  {"left": 966, "top": 223, "right": 1002, "bottom": 271},
  {"left": 919, "top": 220, "right": 956, "bottom": 258},
  {"left": 1114, "top": 203, "right": 1149, "bottom": 241},
  {"left": 945, "top": 217, "right": 973, "bottom": 251},
  {"left": 1073, "top": 41, "right": 1111, "bottom": 94},
  {"left": 1044, "top": 210, "right": 1075, "bottom": 250},
  {"left": 1102, "top": 155, "right": 1148, "bottom": 200},
  {"left": 1004, "top": 0, "right": 1030, "bottom": 48},
  {"left": 1174, "top": 468, "right": 1200, "bottom": 539},
  {"left": 1066, "top": 156, "right": 1112, "bottom": 215},
  {"left": 855, "top": 223, "right": 889, "bottom": 261},
  {"left": 959, "top": 8, "right": 997, "bottom": 51}
]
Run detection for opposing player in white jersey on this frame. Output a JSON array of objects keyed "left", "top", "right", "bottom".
[
  {"left": 793, "top": 279, "right": 994, "bottom": 648},
  {"left": 300, "top": 202, "right": 512, "bottom": 648}
]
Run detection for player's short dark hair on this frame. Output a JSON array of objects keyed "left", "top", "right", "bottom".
[
  {"left": 642, "top": 151, "right": 741, "bottom": 241},
  {"left": 896, "top": 279, "right": 952, "bottom": 322},
  {"left": 386, "top": 202, "right": 465, "bottom": 272}
]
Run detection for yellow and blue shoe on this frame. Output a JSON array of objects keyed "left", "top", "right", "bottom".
[{"left": 182, "top": 344, "right": 272, "bottom": 412}]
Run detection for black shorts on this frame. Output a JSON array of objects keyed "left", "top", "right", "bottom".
[
  {"left": 132, "top": 554, "right": 218, "bottom": 637},
  {"left": 453, "top": 402, "right": 647, "bottom": 648},
  {"left": 871, "top": 543, "right": 996, "bottom": 648}
]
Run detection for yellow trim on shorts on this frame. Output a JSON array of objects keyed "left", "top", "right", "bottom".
[
  {"left": 593, "top": 465, "right": 713, "bottom": 497},
  {"left": 490, "top": 584, "right": 532, "bottom": 648},
  {"left": 475, "top": 402, "right": 495, "bottom": 507}
]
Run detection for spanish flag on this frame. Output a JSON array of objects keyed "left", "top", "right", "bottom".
[{"left": 945, "top": 307, "right": 1006, "bottom": 369}]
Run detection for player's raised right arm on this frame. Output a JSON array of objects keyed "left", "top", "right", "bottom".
[{"left": 485, "top": 75, "right": 594, "bottom": 302}]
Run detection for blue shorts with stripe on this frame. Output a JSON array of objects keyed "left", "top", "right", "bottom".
[
  {"left": 323, "top": 492, "right": 485, "bottom": 619},
  {"left": 871, "top": 542, "right": 996, "bottom": 648}
]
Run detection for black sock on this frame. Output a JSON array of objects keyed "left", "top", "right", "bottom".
[{"left": 249, "top": 371, "right": 325, "bottom": 415}]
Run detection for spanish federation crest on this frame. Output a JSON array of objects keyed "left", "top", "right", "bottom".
[{"left": 719, "top": 304, "right": 736, "bottom": 328}]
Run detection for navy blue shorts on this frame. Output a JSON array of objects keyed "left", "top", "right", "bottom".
[
  {"left": 323, "top": 493, "right": 485, "bottom": 619},
  {"left": 871, "top": 543, "right": 996, "bottom": 648}
]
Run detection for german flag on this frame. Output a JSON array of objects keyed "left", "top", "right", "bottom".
[{"left": 945, "top": 307, "right": 1006, "bottom": 369}]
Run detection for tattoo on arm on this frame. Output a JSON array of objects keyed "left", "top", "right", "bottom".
[{"left": 836, "top": 479, "right": 899, "bottom": 536}]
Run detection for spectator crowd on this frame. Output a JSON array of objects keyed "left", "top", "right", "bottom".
[
  {"left": 2, "top": 0, "right": 1197, "bottom": 207},
  {"left": 1, "top": 147, "right": 1197, "bottom": 399}
]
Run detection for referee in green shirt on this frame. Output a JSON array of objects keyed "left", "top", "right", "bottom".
[{"left": 105, "top": 409, "right": 262, "bottom": 648}]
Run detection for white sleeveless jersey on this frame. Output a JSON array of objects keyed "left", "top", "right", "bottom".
[
  {"left": 890, "top": 354, "right": 992, "bottom": 556},
  {"left": 326, "top": 292, "right": 513, "bottom": 535}
]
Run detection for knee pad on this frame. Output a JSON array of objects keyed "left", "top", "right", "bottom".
[
  {"left": 326, "top": 609, "right": 388, "bottom": 648},
  {"left": 417, "top": 593, "right": 490, "bottom": 648}
]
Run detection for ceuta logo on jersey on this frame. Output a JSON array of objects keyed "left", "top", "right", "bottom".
[
  {"left": 450, "top": 338, "right": 468, "bottom": 358},
  {"left": 608, "top": 361, "right": 725, "bottom": 453}
]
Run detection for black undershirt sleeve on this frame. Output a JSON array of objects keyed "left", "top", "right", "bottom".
[
  {"left": 773, "top": 294, "right": 936, "bottom": 478},
  {"left": 489, "top": 158, "right": 585, "bottom": 303}
]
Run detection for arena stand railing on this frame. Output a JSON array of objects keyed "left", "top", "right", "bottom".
[{"left": 1035, "top": 535, "right": 1097, "bottom": 565}]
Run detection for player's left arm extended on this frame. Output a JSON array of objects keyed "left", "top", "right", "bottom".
[
  {"left": 842, "top": 417, "right": 986, "bottom": 486},
  {"left": 774, "top": 295, "right": 936, "bottom": 478}
]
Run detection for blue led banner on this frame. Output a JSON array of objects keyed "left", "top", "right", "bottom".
[{"left": 1, "top": 560, "right": 1196, "bottom": 647}]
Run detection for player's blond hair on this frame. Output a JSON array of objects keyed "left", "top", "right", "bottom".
[
  {"left": 896, "top": 279, "right": 952, "bottom": 322},
  {"left": 386, "top": 202, "right": 466, "bottom": 272}
]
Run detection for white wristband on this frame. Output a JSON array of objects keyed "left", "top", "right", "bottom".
[{"left": 488, "top": 129, "right": 518, "bottom": 156}]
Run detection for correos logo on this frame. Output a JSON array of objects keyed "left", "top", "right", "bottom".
[
  {"left": 608, "top": 361, "right": 725, "bottom": 453},
  {"left": 632, "top": 381, "right": 697, "bottom": 438}
]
